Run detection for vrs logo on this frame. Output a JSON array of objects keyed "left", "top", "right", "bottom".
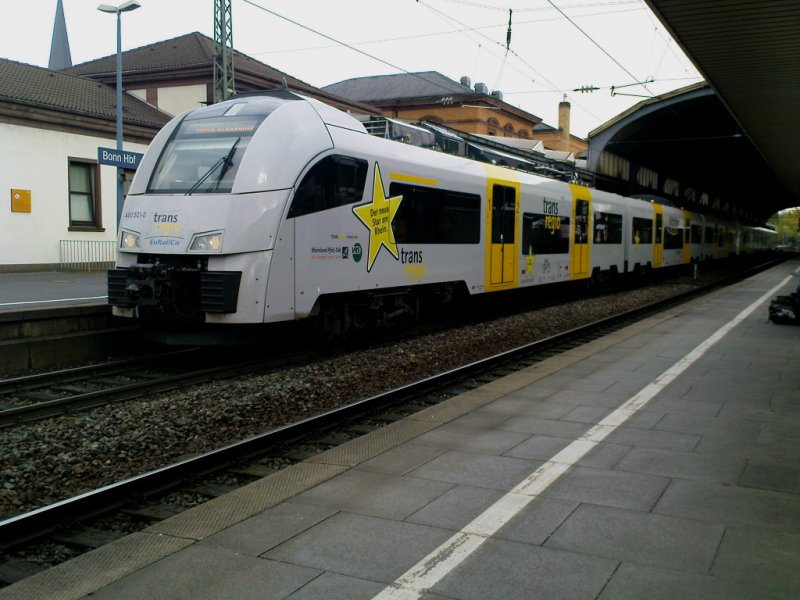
[{"left": 352, "top": 243, "right": 363, "bottom": 263}]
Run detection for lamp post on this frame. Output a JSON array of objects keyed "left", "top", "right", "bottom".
[{"left": 98, "top": 0, "right": 141, "bottom": 228}]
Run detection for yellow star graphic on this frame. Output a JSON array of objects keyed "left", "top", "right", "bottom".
[
  {"left": 352, "top": 163, "right": 403, "bottom": 272},
  {"left": 525, "top": 247, "right": 535, "bottom": 274}
]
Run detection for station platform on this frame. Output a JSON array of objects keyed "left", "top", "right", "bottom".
[
  {"left": 2, "top": 258, "right": 799, "bottom": 600},
  {"left": 0, "top": 271, "right": 107, "bottom": 313}
]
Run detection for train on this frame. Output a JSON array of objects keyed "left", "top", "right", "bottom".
[{"left": 107, "top": 90, "right": 776, "bottom": 342}]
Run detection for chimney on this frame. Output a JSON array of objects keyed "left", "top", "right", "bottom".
[
  {"left": 460, "top": 76, "right": 472, "bottom": 88},
  {"left": 558, "top": 98, "right": 571, "bottom": 152}
]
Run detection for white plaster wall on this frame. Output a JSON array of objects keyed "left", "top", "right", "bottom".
[
  {"left": 154, "top": 84, "right": 207, "bottom": 117},
  {"left": 128, "top": 85, "right": 204, "bottom": 116},
  {"left": 0, "top": 122, "right": 148, "bottom": 267}
]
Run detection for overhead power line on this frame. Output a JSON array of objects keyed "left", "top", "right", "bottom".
[
  {"left": 240, "top": 0, "right": 464, "bottom": 97},
  {"left": 545, "top": 0, "right": 653, "bottom": 96}
]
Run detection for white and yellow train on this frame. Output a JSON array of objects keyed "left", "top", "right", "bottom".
[{"left": 108, "top": 91, "right": 775, "bottom": 340}]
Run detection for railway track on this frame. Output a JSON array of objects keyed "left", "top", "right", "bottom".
[
  {"left": 0, "top": 350, "right": 202, "bottom": 426},
  {"left": 0, "top": 348, "right": 309, "bottom": 428},
  {"left": 0, "top": 257, "right": 784, "bottom": 586}
]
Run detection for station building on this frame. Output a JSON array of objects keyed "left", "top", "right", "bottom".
[
  {"left": 0, "top": 33, "right": 374, "bottom": 272},
  {"left": 323, "top": 72, "right": 587, "bottom": 158},
  {"left": 0, "top": 59, "right": 168, "bottom": 272}
]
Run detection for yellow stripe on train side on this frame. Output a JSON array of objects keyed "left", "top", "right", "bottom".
[{"left": 389, "top": 172, "right": 438, "bottom": 187}]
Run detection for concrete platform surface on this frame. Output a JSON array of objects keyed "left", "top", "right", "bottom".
[
  {"left": 0, "top": 271, "right": 107, "bottom": 313},
  {"left": 2, "top": 258, "right": 798, "bottom": 600}
]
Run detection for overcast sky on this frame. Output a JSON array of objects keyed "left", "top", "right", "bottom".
[{"left": 2, "top": 0, "right": 703, "bottom": 138}]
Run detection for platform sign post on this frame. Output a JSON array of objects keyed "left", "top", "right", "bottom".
[{"left": 98, "top": 0, "right": 142, "bottom": 228}]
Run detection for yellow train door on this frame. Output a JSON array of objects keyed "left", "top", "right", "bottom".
[
  {"left": 653, "top": 203, "right": 664, "bottom": 268},
  {"left": 569, "top": 184, "right": 591, "bottom": 280},
  {"left": 486, "top": 179, "right": 519, "bottom": 292}
]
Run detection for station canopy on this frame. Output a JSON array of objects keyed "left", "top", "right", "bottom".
[{"left": 590, "top": 0, "right": 799, "bottom": 224}]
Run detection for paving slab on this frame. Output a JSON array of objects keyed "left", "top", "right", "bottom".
[
  {"left": 263, "top": 512, "right": 452, "bottom": 584},
  {"left": 430, "top": 539, "right": 618, "bottom": 600},
  {"left": 545, "top": 503, "right": 724, "bottom": 574},
  {"left": 654, "top": 479, "right": 800, "bottom": 534},
  {"left": 598, "top": 562, "right": 764, "bottom": 600},
  {"left": 615, "top": 446, "right": 747, "bottom": 483},
  {"left": 90, "top": 544, "right": 321, "bottom": 600},
  {"left": 547, "top": 465, "right": 671, "bottom": 511}
]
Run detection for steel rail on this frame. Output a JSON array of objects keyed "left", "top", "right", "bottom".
[
  {"left": 0, "top": 348, "right": 201, "bottom": 394},
  {"left": 0, "top": 347, "right": 309, "bottom": 427}
]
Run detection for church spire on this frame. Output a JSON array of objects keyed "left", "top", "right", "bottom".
[{"left": 49, "top": 0, "right": 72, "bottom": 69}]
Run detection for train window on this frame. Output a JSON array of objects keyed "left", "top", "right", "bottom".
[
  {"left": 389, "top": 183, "right": 480, "bottom": 244},
  {"left": 522, "top": 212, "right": 570, "bottom": 255},
  {"left": 574, "top": 199, "right": 589, "bottom": 244},
  {"left": 691, "top": 224, "right": 703, "bottom": 244},
  {"left": 288, "top": 155, "right": 368, "bottom": 219},
  {"left": 593, "top": 211, "right": 622, "bottom": 244},
  {"left": 632, "top": 217, "right": 653, "bottom": 244},
  {"left": 655, "top": 213, "right": 663, "bottom": 244},
  {"left": 705, "top": 226, "right": 715, "bottom": 243},
  {"left": 664, "top": 226, "right": 684, "bottom": 249},
  {"left": 491, "top": 185, "right": 516, "bottom": 245},
  {"left": 148, "top": 115, "right": 264, "bottom": 194}
]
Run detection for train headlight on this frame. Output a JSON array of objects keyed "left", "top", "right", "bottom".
[
  {"left": 120, "top": 230, "right": 141, "bottom": 250},
  {"left": 189, "top": 231, "right": 224, "bottom": 253}
]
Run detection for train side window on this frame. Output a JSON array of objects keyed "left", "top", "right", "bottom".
[
  {"left": 664, "top": 226, "right": 684, "bottom": 249},
  {"left": 574, "top": 199, "right": 589, "bottom": 244},
  {"left": 655, "top": 213, "right": 663, "bottom": 244},
  {"left": 593, "top": 211, "right": 622, "bottom": 244},
  {"left": 288, "top": 155, "right": 368, "bottom": 219},
  {"left": 522, "top": 212, "right": 570, "bottom": 254},
  {"left": 632, "top": 217, "right": 653, "bottom": 244},
  {"left": 492, "top": 185, "right": 516, "bottom": 245},
  {"left": 691, "top": 224, "right": 703, "bottom": 243},
  {"left": 389, "top": 183, "right": 480, "bottom": 244},
  {"left": 705, "top": 226, "right": 715, "bottom": 243}
]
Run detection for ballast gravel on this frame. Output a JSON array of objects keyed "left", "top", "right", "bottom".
[{"left": 0, "top": 280, "right": 705, "bottom": 520}]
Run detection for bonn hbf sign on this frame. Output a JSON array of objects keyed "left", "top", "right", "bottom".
[{"left": 97, "top": 147, "right": 144, "bottom": 170}]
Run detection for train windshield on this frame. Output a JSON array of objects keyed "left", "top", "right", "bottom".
[{"left": 148, "top": 114, "right": 264, "bottom": 194}]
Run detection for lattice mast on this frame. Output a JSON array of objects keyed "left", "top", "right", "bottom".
[{"left": 213, "top": 0, "right": 235, "bottom": 103}]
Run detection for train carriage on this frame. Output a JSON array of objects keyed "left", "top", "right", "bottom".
[{"left": 107, "top": 91, "right": 775, "bottom": 341}]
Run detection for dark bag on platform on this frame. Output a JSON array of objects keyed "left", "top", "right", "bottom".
[{"left": 769, "top": 293, "right": 799, "bottom": 325}]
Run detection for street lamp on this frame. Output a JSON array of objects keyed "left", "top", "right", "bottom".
[{"left": 98, "top": 0, "right": 141, "bottom": 227}]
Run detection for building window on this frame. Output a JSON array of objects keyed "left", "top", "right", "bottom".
[{"left": 68, "top": 159, "right": 102, "bottom": 229}]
